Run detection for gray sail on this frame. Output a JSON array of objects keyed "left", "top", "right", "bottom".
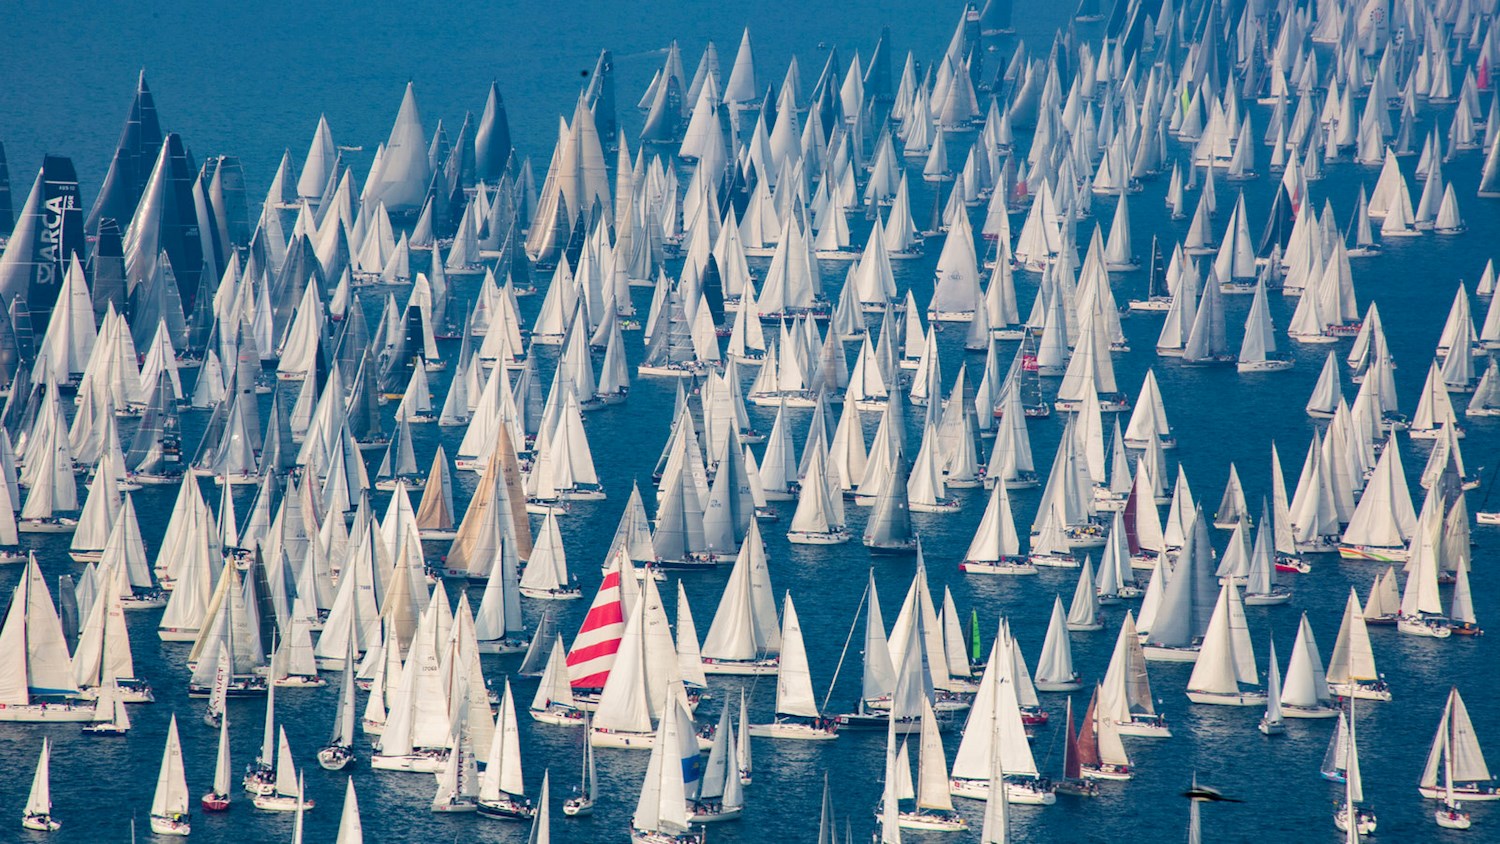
[
  {"left": 87, "top": 70, "right": 164, "bottom": 236},
  {"left": 475, "top": 82, "right": 513, "bottom": 183}
]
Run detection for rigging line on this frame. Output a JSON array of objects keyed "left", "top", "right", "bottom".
[{"left": 820, "top": 573, "right": 870, "bottom": 714}]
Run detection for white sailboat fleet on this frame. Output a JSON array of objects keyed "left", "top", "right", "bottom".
[{"left": 2, "top": 7, "right": 1500, "bottom": 842}]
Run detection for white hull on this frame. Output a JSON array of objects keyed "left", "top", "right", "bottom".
[
  {"left": 1083, "top": 764, "right": 1134, "bottom": 782},
  {"left": 529, "top": 706, "right": 586, "bottom": 726},
  {"left": 252, "top": 794, "right": 313, "bottom": 812},
  {"left": 1142, "top": 645, "right": 1200, "bottom": 663},
  {"left": 1327, "top": 681, "right": 1393, "bottom": 702},
  {"left": 149, "top": 815, "right": 191, "bottom": 836},
  {"left": 1112, "top": 717, "right": 1172, "bottom": 738},
  {"left": 1397, "top": 615, "right": 1452, "bottom": 638},
  {"left": 1186, "top": 690, "right": 1267, "bottom": 706},
  {"left": 786, "top": 530, "right": 849, "bottom": 545},
  {"left": 0, "top": 702, "right": 95, "bottom": 722},
  {"left": 590, "top": 728, "right": 715, "bottom": 751},
  {"left": 745, "top": 722, "right": 838, "bottom": 741},
  {"left": 1418, "top": 784, "right": 1500, "bottom": 802},
  {"left": 476, "top": 638, "right": 530, "bottom": 654},
  {"left": 369, "top": 751, "right": 448, "bottom": 773},
  {"left": 157, "top": 627, "right": 200, "bottom": 642},
  {"left": 700, "top": 659, "right": 779, "bottom": 676},
  {"left": 950, "top": 778, "right": 1056, "bottom": 805},
  {"left": 1281, "top": 705, "right": 1339, "bottom": 719},
  {"left": 518, "top": 587, "right": 584, "bottom": 600},
  {"left": 959, "top": 559, "right": 1038, "bottom": 575},
  {"left": 897, "top": 811, "right": 967, "bottom": 831},
  {"left": 688, "top": 804, "right": 745, "bottom": 823}
]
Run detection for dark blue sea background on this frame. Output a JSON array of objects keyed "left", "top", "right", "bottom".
[{"left": 1, "top": 1, "right": 1497, "bottom": 841}]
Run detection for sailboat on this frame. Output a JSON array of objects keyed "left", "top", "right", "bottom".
[
  {"left": 629, "top": 691, "right": 705, "bottom": 844},
  {"left": 0, "top": 555, "right": 95, "bottom": 721},
  {"left": 433, "top": 698, "right": 481, "bottom": 813},
  {"left": 477, "top": 680, "right": 535, "bottom": 819},
  {"left": 1280, "top": 613, "right": 1337, "bottom": 718},
  {"left": 894, "top": 698, "right": 966, "bottom": 830},
  {"left": 21, "top": 738, "right": 59, "bottom": 831},
  {"left": 201, "top": 714, "right": 231, "bottom": 811},
  {"left": 563, "top": 712, "right": 598, "bottom": 816},
  {"left": 519, "top": 512, "right": 582, "bottom": 598},
  {"left": 1056, "top": 698, "right": 1101, "bottom": 797},
  {"left": 1185, "top": 583, "right": 1266, "bottom": 706},
  {"left": 1259, "top": 639, "right": 1286, "bottom": 736},
  {"left": 253, "top": 727, "right": 314, "bottom": 811},
  {"left": 748, "top": 592, "right": 837, "bottom": 739},
  {"left": 149, "top": 715, "right": 191, "bottom": 836},
  {"left": 318, "top": 638, "right": 359, "bottom": 770},
  {"left": 83, "top": 679, "right": 132, "bottom": 736},
  {"left": 959, "top": 482, "right": 1036, "bottom": 574},
  {"left": 1333, "top": 702, "right": 1377, "bottom": 836},
  {"left": 1419, "top": 688, "right": 1498, "bottom": 803},
  {"left": 1397, "top": 494, "right": 1452, "bottom": 638},
  {"left": 1078, "top": 686, "right": 1132, "bottom": 781},
  {"left": 699, "top": 520, "right": 781, "bottom": 675},
  {"left": 689, "top": 701, "right": 746, "bottom": 821},
  {"left": 1033, "top": 596, "right": 1082, "bottom": 691},
  {"left": 1326, "top": 589, "right": 1392, "bottom": 702},
  {"left": 1099, "top": 612, "right": 1170, "bottom": 737}
]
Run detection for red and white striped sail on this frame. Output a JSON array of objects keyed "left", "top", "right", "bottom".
[{"left": 566, "top": 550, "right": 629, "bottom": 689}]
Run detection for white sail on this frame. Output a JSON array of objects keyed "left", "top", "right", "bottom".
[
  {"left": 151, "top": 715, "right": 190, "bottom": 817},
  {"left": 775, "top": 593, "right": 820, "bottom": 718}
]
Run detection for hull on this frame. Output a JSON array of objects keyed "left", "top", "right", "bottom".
[
  {"left": 960, "top": 558, "right": 1039, "bottom": 575},
  {"left": 1327, "top": 681, "right": 1393, "bottom": 702},
  {"left": 252, "top": 794, "right": 313, "bottom": 812},
  {"left": 1082, "top": 764, "right": 1133, "bottom": 782},
  {"left": 149, "top": 815, "right": 191, "bottom": 836},
  {"left": 1142, "top": 645, "right": 1200, "bottom": 663},
  {"left": 529, "top": 705, "right": 586, "bottom": 726},
  {"left": 1337, "top": 543, "right": 1409, "bottom": 563},
  {"left": 562, "top": 797, "right": 594, "bottom": 816},
  {"left": 518, "top": 587, "right": 584, "bottom": 600},
  {"left": 1031, "top": 552, "right": 1080, "bottom": 569},
  {"left": 1398, "top": 614, "right": 1453, "bottom": 638},
  {"left": 1243, "top": 590, "right": 1293, "bottom": 606},
  {"left": 1186, "top": 690, "right": 1267, "bottom": 706},
  {"left": 1281, "top": 705, "right": 1339, "bottom": 719},
  {"left": 950, "top": 778, "right": 1057, "bottom": 805},
  {"left": 0, "top": 702, "right": 95, "bottom": 722},
  {"left": 17, "top": 518, "right": 77, "bottom": 534},
  {"left": 476, "top": 638, "right": 530, "bottom": 655},
  {"left": 688, "top": 804, "right": 744, "bottom": 823},
  {"left": 786, "top": 530, "right": 850, "bottom": 545},
  {"left": 157, "top": 627, "right": 201, "bottom": 642},
  {"left": 317, "top": 745, "right": 355, "bottom": 770},
  {"left": 897, "top": 811, "right": 967, "bottom": 831},
  {"left": 701, "top": 658, "right": 779, "bottom": 676},
  {"left": 476, "top": 796, "right": 534, "bottom": 820},
  {"left": 1112, "top": 716, "right": 1172, "bottom": 738},
  {"left": 1418, "top": 783, "right": 1500, "bottom": 802},
  {"left": 745, "top": 721, "right": 838, "bottom": 740},
  {"left": 370, "top": 750, "right": 448, "bottom": 773},
  {"left": 22, "top": 814, "right": 60, "bottom": 831}
]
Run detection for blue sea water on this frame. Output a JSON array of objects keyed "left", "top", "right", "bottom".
[{"left": 1, "top": 1, "right": 1498, "bottom": 842}]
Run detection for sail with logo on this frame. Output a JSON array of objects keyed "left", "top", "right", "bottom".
[{"left": 0, "top": 155, "right": 84, "bottom": 316}]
